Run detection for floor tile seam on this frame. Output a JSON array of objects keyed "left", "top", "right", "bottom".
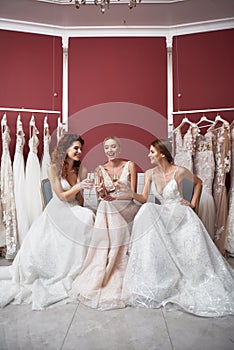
[
  {"left": 59, "top": 302, "right": 80, "bottom": 350},
  {"left": 161, "top": 308, "right": 175, "bottom": 350}
]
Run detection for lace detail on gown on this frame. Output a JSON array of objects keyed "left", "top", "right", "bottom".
[
  {"left": 41, "top": 118, "right": 51, "bottom": 180},
  {"left": 122, "top": 176, "right": 234, "bottom": 317},
  {"left": 174, "top": 126, "right": 196, "bottom": 172},
  {"left": 70, "top": 161, "right": 139, "bottom": 310},
  {"left": 194, "top": 129, "right": 216, "bottom": 239},
  {"left": 226, "top": 123, "right": 234, "bottom": 254},
  {"left": 211, "top": 123, "right": 231, "bottom": 252},
  {"left": 0, "top": 114, "right": 18, "bottom": 259}
]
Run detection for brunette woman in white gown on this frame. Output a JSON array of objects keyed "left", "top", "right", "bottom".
[
  {"left": 0, "top": 134, "right": 95, "bottom": 310},
  {"left": 121, "top": 139, "right": 234, "bottom": 317},
  {"left": 71, "top": 136, "right": 139, "bottom": 310}
]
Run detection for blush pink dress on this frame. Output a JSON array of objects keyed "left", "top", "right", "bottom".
[{"left": 70, "top": 161, "right": 139, "bottom": 310}]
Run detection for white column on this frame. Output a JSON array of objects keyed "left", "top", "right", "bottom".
[
  {"left": 62, "top": 35, "right": 69, "bottom": 131},
  {"left": 166, "top": 34, "right": 173, "bottom": 150}
]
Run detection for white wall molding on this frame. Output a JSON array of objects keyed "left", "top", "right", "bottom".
[{"left": 0, "top": 17, "right": 233, "bottom": 40}]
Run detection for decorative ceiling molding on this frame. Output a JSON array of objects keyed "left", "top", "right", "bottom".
[
  {"left": 35, "top": 0, "right": 187, "bottom": 4},
  {"left": 0, "top": 17, "right": 233, "bottom": 46}
]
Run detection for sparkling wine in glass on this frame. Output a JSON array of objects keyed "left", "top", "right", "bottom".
[{"left": 94, "top": 173, "right": 102, "bottom": 187}]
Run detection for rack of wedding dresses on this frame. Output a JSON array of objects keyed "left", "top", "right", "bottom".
[
  {"left": 0, "top": 111, "right": 65, "bottom": 260},
  {"left": 172, "top": 111, "right": 234, "bottom": 256}
]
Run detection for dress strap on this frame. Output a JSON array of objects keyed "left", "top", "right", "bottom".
[
  {"left": 173, "top": 166, "right": 178, "bottom": 179},
  {"left": 120, "top": 161, "right": 130, "bottom": 180}
]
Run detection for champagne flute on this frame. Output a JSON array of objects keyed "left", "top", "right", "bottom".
[
  {"left": 87, "top": 172, "right": 94, "bottom": 198},
  {"left": 94, "top": 172, "right": 102, "bottom": 187}
]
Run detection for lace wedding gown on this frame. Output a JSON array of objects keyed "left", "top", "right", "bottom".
[
  {"left": 226, "top": 122, "right": 234, "bottom": 255},
  {"left": 174, "top": 125, "right": 196, "bottom": 172},
  {"left": 70, "top": 161, "right": 139, "bottom": 310},
  {"left": 0, "top": 178, "right": 95, "bottom": 310},
  {"left": 0, "top": 114, "right": 18, "bottom": 259},
  {"left": 41, "top": 118, "right": 51, "bottom": 180},
  {"left": 211, "top": 123, "right": 231, "bottom": 253},
  {"left": 194, "top": 129, "right": 216, "bottom": 239},
  {"left": 122, "top": 174, "right": 234, "bottom": 317}
]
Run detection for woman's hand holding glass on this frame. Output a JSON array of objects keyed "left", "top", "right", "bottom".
[
  {"left": 115, "top": 181, "right": 133, "bottom": 199},
  {"left": 79, "top": 177, "right": 94, "bottom": 190}
]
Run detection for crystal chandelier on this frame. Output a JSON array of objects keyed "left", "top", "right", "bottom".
[
  {"left": 36, "top": 0, "right": 142, "bottom": 14},
  {"left": 73, "top": 0, "right": 141, "bottom": 13}
]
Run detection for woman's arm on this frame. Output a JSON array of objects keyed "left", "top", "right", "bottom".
[
  {"left": 177, "top": 167, "right": 202, "bottom": 210},
  {"left": 48, "top": 165, "right": 92, "bottom": 202},
  {"left": 132, "top": 170, "right": 151, "bottom": 204},
  {"left": 117, "top": 169, "right": 152, "bottom": 204},
  {"left": 129, "top": 161, "right": 137, "bottom": 192}
]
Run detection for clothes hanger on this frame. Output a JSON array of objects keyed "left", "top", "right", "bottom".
[
  {"left": 29, "top": 114, "right": 35, "bottom": 139},
  {"left": 173, "top": 116, "right": 196, "bottom": 132},
  {"left": 16, "top": 113, "right": 23, "bottom": 134},
  {"left": 44, "top": 115, "right": 49, "bottom": 135},
  {"left": 1, "top": 113, "right": 7, "bottom": 133},
  {"left": 207, "top": 114, "right": 230, "bottom": 130},
  {"left": 214, "top": 114, "right": 229, "bottom": 126},
  {"left": 57, "top": 117, "right": 65, "bottom": 143},
  {"left": 196, "top": 114, "right": 215, "bottom": 129},
  {"left": 29, "top": 114, "right": 39, "bottom": 138}
]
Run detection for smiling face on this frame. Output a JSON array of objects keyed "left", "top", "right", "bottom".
[
  {"left": 67, "top": 140, "right": 83, "bottom": 162},
  {"left": 148, "top": 145, "right": 163, "bottom": 164},
  {"left": 103, "top": 138, "right": 120, "bottom": 161}
]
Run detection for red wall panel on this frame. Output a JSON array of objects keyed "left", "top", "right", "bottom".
[
  {"left": 0, "top": 30, "right": 63, "bottom": 158},
  {"left": 68, "top": 37, "right": 168, "bottom": 171},
  {"left": 69, "top": 37, "right": 167, "bottom": 116},
  {"left": 173, "top": 29, "right": 234, "bottom": 126}
]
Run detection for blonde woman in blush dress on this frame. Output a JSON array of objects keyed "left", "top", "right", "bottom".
[{"left": 71, "top": 136, "right": 139, "bottom": 310}]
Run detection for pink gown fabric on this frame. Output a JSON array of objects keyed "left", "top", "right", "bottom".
[
  {"left": 70, "top": 161, "right": 139, "bottom": 310},
  {"left": 211, "top": 123, "right": 231, "bottom": 254},
  {"left": 226, "top": 122, "right": 234, "bottom": 255}
]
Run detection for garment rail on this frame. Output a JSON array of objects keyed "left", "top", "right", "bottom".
[
  {"left": 0, "top": 107, "right": 61, "bottom": 114},
  {"left": 172, "top": 107, "right": 234, "bottom": 115}
]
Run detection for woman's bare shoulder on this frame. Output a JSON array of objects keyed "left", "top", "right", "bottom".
[{"left": 48, "top": 164, "right": 57, "bottom": 177}]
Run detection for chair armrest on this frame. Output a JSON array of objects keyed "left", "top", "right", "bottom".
[{"left": 41, "top": 178, "right": 53, "bottom": 208}]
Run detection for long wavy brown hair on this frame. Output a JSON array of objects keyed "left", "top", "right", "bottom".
[
  {"left": 51, "top": 134, "right": 84, "bottom": 177},
  {"left": 150, "top": 139, "right": 173, "bottom": 164}
]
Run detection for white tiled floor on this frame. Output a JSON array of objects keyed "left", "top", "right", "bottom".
[
  {"left": 0, "top": 257, "right": 234, "bottom": 350},
  {"left": 1, "top": 302, "right": 234, "bottom": 350}
]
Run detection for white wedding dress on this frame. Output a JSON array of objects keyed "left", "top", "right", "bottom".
[
  {"left": 122, "top": 176, "right": 234, "bottom": 317},
  {"left": 13, "top": 115, "right": 29, "bottom": 246},
  {"left": 0, "top": 178, "right": 95, "bottom": 310},
  {"left": 25, "top": 119, "right": 43, "bottom": 227}
]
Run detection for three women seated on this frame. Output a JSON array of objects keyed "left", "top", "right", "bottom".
[{"left": 0, "top": 134, "right": 234, "bottom": 318}]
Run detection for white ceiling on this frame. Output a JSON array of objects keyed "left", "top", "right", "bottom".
[
  {"left": 0, "top": 0, "right": 234, "bottom": 28},
  {"left": 0, "top": 0, "right": 233, "bottom": 44}
]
